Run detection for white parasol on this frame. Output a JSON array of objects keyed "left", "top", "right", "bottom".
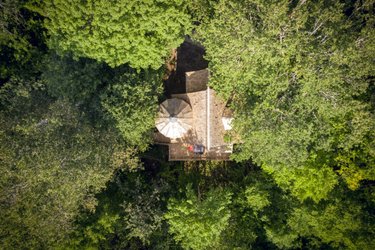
[{"left": 155, "top": 98, "right": 193, "bottom": 139}]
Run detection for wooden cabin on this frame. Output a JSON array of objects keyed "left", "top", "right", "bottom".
[{"left": 155, "top": 68, "right": 233, "bottom": 161}]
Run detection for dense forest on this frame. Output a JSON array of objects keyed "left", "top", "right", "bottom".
[{"left": 0, "top": 0, "right": 374, "bottom": 249}]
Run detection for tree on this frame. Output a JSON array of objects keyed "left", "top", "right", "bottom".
[
  {"left": 40, "top": 0, "right": 192, "bottom": 69},
  {"left": 65, "top": 169, "right": 171, "bottom": 249},
  {"left": 262, "top": 160, "right": 339, "bottom": 203},
  {"left": 68, "top": 205, "right": 120, "bottom": 249},
  {"left": 196, "top": 0, "right": 375, "bottom": 192},
  {"left": 0, "top": 78, "right": 130, "bottom": 248},
  {"left": 0, "top": 0, "right": 46, "bottom": 81},
  {"left": 235, "top": 172, "right": 375, "bottom": 249},
  {"left": 228, "top": 170, "right": 297, "bottom": 250},
  {"left": 218, "top": 180, "right": 271, "bottom": 249},
  {"left": 42, "top": 53, "right": 110, "bottom": 103},
  {"left": 165, "top": 184, "right": 232, "bottom": 250},
  {"left": 101, "top": 70, "right": 163, "bottom": 151},
  {"left": 118, "top": 174, "right": 166, "bottom": 245},
  {"left": 265, "top": 190, "right": 375, "bottom": 250}
]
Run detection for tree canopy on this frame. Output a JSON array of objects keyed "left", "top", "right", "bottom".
[
  {"left": 165, "top": 185, "right": 232, "bottom": 250},
  {"left": 0, "top": 78, "right": 129, "bottom": 248},
  {"left": 101, "top": 70, "right": 163, "bottom": 150},
  {"left": 195, "top": 0, "right": 375, "bottom": 199},
  {"left": 0, "top": 0, "right": 374, "bottom": 249},
  {"left": 41, "top": 0, "right": 192, "bottom": 69}
]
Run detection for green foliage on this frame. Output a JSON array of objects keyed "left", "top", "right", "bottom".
[
  {"left": 335, "top": 148, "right": 375, "bottom": 190},
  {"left": 0, "top": 78, "right": 129, "bottom": 248},
  {"left": 186, "top": 0, "right": 217, "bottom": 23},
  {"left": 65, "top": 170, "right": 170, "bottom": 249},
  {"left": 0, "top": 0, "right": 29, "bottom": 60},
  {"left": 235, "top": 171, "right": 298, "bottom": 249},
  {"left": 287, "top": 204, "right": 362, "bottom": 249},
  {"left": 41, "top": 0, "right": 192, "bottom": 68},
  {"left": 66, "top": 202, "right": 121, "bottom": 250},
  {"left": 119, "top": 175, "right": 165, "bottom": 245},
  {"left": 81, "top": 209, "right": 120, "bottom": 248},
  {"left": 218, "top": 209, "right": 259, "bottom": 250},
  {"left": 196, "top": 0, "right": 375, "bottom": 192},
  {"left": 284, "top": 195, "right": 375, "bottom": 250},
  {"left": 264, "top": 227, "right": 300, "bottom": 249},
  {"left": 101, "top": 70, "right": 163, "bottom": 151},
  {"left": 244, "top": 185, "right": 270, "bottom": 215},
  {"left": 248, "top": 177, "right": 375, "bottom": 250},
  {"left": 0, "top": 0, "right": 46, "bottom": 80},
  {"left": 1, "top": 0, "right": 375, "bottom": 249},
  {"left": 218, "top": 174, "right": 269, "bottom": 250},
  {"left": 165, "top": 185, "right": 232, "bottom": 250},
  {"left": 262, "top": 162, "right": 338, "bottom": 203},
  {"left": 42, "top": 53, "right": 109, "bottom": 102}
]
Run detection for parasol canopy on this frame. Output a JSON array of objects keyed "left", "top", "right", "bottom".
[{"left": 155, "top": 98, "right": 193, "bottom": 139}]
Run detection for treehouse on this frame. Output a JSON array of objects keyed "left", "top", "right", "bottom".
[{"left": 154, "top": 68, "right": 233, "bottom": 161}]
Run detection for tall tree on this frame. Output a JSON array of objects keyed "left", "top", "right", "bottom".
[
  {"left": 42, "top": 53, "right": 110, "bottom": 103},
  {"left": 196, "top": 0, "right": 375, "bottom": 197},
  {"left": 40, "top": 0, "right": 192, "bottom": 69},
  {"left": 65, "top": 165, "right": 174, "bottom": 249},
  {"left": 101, "top": 70, "right": 163, "bottom": 151},
  {"left": 230, "top": 170, "right": 375, "bottom": 249},
  {"left": 0, "top": 78, "right": 130, "bottom": 248},
  {"left": 263, "top": 188, "right": 375, "bottom": 249},
  {"left": 165, "top": 184, "right": 232, "bottom": 250},
  {"left": 0, "top": 0, "right": 46, "bottom": 81}
]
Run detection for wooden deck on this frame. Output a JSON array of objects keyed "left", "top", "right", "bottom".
[
  {"left": 154, "top": 88, "right": 233, "bottom": 161},
  {"left": 208, "top": 88, "right": 232, "bottom": 148},
  {"left": 166, "top": 89, "right": 232, "bottom": 161},
  {"left": 168, "top": 143, "right": 231, "bottom": 161}
]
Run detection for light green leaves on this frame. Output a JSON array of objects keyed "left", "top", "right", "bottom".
[
  {"left": 245, "top": 186, "right": 270, "bottom": 214},
  {"left": 262, "top": 163, "right": 338, "bottom": 203},
  {"left": 165, "top": 185, "right": 232, "bottom": 250},
  {"left": 42, "top": 0, "right": 192, "bottom": 69},
  {"left": 100, "top": 71, "right": 163, "bottom": 151},
  {"left": 196, "top": 0, "right": 375, "bottom": 193}
]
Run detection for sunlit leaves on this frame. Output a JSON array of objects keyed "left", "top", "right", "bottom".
[
  {"left": 196, "top": 0, "right": 375, "bottom": 193},
  {"left": 42, "top": 0, "right": 192, "bottom": 68},
  {"left": 101, "top": 70, "right": 163, "bottom": 151},
  {"left": 165, "top": 185, "right": 232, "bottom": 250}
]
